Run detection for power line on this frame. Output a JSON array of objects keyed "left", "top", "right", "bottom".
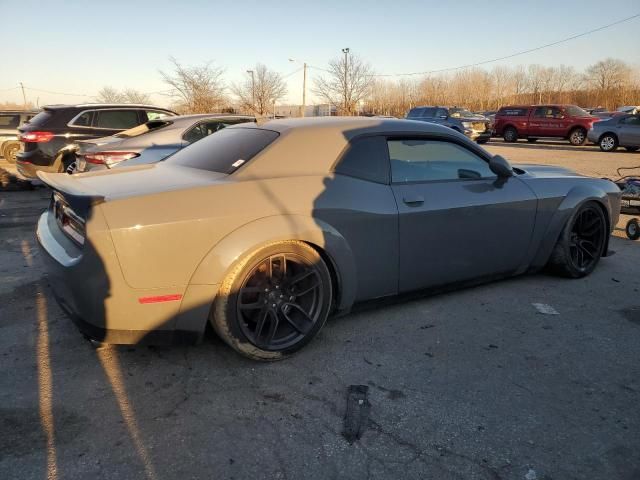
[
  {"left": 22, "top": 86, "right": 94, "bottom": 97},
  {"left": 371, "top": 13, "right": 640, "bottom": 77}
]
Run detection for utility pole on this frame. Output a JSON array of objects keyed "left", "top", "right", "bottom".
[
  {"left": 342, "top": 48, "right": 350, "bottom": 115},
  {"left": 302, "top": 62, "right": 307, "bottom": 117},
  {"left": 246, "top": 70, "right": 255, "bottom": 113},
  {"left": 19, "top": 82, "right": 27, "bottom": 109}
]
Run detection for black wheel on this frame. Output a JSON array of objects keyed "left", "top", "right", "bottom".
[
  {"left": 503, "top": 127, "right": 518, "bottom": 143},
  {"left": 625, "top": 146, "right": 639, "bottom": 152},
  {"left": 626, "top": 219, "right": 640, "bottom": 240},
  {"left": 568, "top": 128, "right": 587, "bottom": 146},
  {"left": 599, "top": 133, "right": 618, "bottom": 152},
  {"left": 548, "top": 202, "right": 607, "bottom": 278},
  {"left": 212, "top": 241, "right": 332, "bottom": 361},
  {"left": 527, "top": 138, "right": 538, "bottom": 143},
  {"left": 2, "top": 141, "right": 20, "bottom": 164}
]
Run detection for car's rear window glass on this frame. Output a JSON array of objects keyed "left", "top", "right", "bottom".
[
  {"left": 27, "top": 111, "right": 52, "bottom": 127},
  {"left": 166, "top": 127, "right": 279, "bottom": 174},
  {"left": 95, "top": 110, "right": 140, "bottom": 129},
  {"left": 498, "top": 108, "right": 528, "bottom": 116},
  {"left": 115, "top": 120, "right": 171, "bottom": 138},
  {"left": 73, "top": 111, "right": 92, "bottom": 127},
  {"left": 0, "top": 115, "right": 20, "bottom": 128},
  {"left": 334, "top": 136, "right": 389, "bottom": 184}
]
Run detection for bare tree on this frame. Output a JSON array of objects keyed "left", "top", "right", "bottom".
[
  {"left": 584, "top": 58, "right": 632, "bottom": 108},
  {"left": 121, "top": 89, "right": 151, "bottom": 104},
  {"left": 96, "top": 86, "right": 124, "bottom": 103},
  {"left": 232, "top": 64, "right": 287, "bottom": 116},
  {"left": 160, "top": 57, "right": 226, "bottom": 113},
  {"left": 314, "top": 51, "right": 374, "bottom": 115}
]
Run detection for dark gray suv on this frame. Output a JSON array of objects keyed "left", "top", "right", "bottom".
[{"left": 406, "top": 106, "right": 492, "bottom": 143}]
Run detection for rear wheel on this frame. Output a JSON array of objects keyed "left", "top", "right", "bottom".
[
  {"left": 2, "top": 141, "right": 20, "bottom": 164},
  {"left": 599, "top": 134, "right": 618, "bottom": 152},
  {"left": 503, "top": 127, "right": 518, "bottom": 143},
  {"left": 625, "top": 146, "right": 639, "bottom": 152},
  {"left": 568, "top": 127, "right": 587, "bottom": 146},
  {"left": 626, "top": 219, "right": 640, "bottom": 240},
  {"left": 212, "top": 241, "right": 332, "bottom": 361},
  {"left": 548, "top": 202, "right": 607, "bottom": 278}
]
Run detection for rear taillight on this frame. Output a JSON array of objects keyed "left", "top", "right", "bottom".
[
  {"left": 20, "top": 131, "right": 54, "bottom": 143},
  {"left": 53, "top": 192, "right": 85, "bottom": 246},
  {"left": 84, "top": 151, "right": 139, "bottom": 167}
]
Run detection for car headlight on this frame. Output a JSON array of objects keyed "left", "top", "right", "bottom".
[{"left": 462, "top": 122, "right": 473, "bottom": 129}]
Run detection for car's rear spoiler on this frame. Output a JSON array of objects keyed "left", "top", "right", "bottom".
[{"left": 37, "top": 171, "right": 105, "bottom": 218}]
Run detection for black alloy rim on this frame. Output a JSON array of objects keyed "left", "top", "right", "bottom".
[
  {"left": 236, "top": 254, "right": 324, "bottom": 350},
  {"left": 569, "top": 206, "right": 605, "bottom": 271}
]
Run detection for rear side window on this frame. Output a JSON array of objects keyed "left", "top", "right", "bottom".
[
  {"left": 94, "top": 110, "right": 140, "bottom": 129},
  {"left": 115, "top": 120, "right": 170, "bottom": 138},
  {"left": 407, "top": 108, "right": 424, "bottom": 118},
  {"left": 72, "top": 111, "right": 93, "bottom": 127},
  {"left": 498, "top": 108, "right": 529, "bottom": 116},
  {"left": 0, "top": 115, "right": 20, "bottom": 128},
  {"left": 334, "top": 136, "right": 389, "bottom": 184},
  {"left": 167, "top": 127, "right": 279, "bottom": 174}
]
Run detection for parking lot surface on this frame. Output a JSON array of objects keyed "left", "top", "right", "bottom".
[{"left": 1, "top": 141, "right": 640, "bottom": 479}]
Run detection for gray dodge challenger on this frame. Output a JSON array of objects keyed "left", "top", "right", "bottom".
[{"left": 36, "top": 117, "right": 621, "bottom": 360}]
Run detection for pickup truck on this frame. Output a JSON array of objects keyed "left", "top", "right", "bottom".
[{"left": 493, "top": 105, "right": 598, "bottom": 146}]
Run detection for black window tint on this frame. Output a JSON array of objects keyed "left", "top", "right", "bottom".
[
  {"left": 435, "top": 108, "right": 448, "bottom": 118},
  {"left": 388, "top": 139, "right": 494, "bottom": 183},
  {"left": 622, "top": 116, "right": 640, "bottom": 126},
  {"left": 422, "top": 108, "right": 437, "bottom": 118},
  {"left": 167, "top": 128, "right": 279, "bottom": 174},
  {"left": 73, "top": 111, "right": 92, "bottom": 127},
  {"left": 407, "top": 108, "right": 424, "bottom": 118},
  {"left": 499, "top": 108, "right": 528, "bottom": 116},
  {"left": 183, "top": 124, "right": 207, "bottom": 143},
  {"left": 334, "top": 136, "right": 389, "bottom": 184},
  {"left": 0, "top": 115, "right": 20, "bottom": 128},
  {"left": 95, "top": 110, "right": 139, "bottom": 129},
  {"left": 532, "top": 107, "right": 547, "bottom": 118}
]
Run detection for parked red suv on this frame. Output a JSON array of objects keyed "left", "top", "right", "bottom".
[{"left": 494, "top": 105, "right": 597, "bottom": 145}]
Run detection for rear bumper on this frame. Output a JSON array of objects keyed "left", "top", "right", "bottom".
[
  {"left": 36, "top": 210, "right": 204, "bottom": 345},
  {"left": 17, "top": 160, "right": 59, "bottom": 179}
]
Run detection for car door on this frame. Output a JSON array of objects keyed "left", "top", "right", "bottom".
[
  {"left": 388, "top": 136, "right": 537, "bottom": 293},
  {"left": 528, "top": 107, "right": 546, "bottom": 136},
  {"left": 547, "top": 107, "right": 567, "bottom": 136},
  {"left": 618, "top": 115, "right": 640, "bottom": 145}
]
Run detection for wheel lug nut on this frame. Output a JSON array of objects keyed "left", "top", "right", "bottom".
[{"left": 272, "top": 304, "right": 277, "bottom": 308}]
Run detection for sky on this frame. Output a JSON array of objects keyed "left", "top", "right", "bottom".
[{"left": 1, "top": 0, "right": 639, "bottom": 108}]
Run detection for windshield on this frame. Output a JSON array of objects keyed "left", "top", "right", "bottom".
[
  {"left": 166, "top": 127, "right": 279, "bottom": 174},
  {"left": 115, "top": 120, "right": 171, "bottom": 138},
  {"left": 449, "top": 108, "right": 475, "bottom": 118},
  {"left": 565, "top": 106, "right": 590, "bottom": 117}
]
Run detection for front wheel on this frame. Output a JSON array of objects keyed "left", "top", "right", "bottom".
[
  {"left": 212, "top": 241, "right": 332, "bottom": 361},
  {"left": 547, "top": 202, "right": 607, "bottom": 278},
  {"left": 568, "top": 128, "right": 587, "bottom": 146},
  {"left": 626, "top": 219, "right": 640, "bottom": 240},
  {"left": 599, "top": 134, "right": 618, "bottom": 152}
]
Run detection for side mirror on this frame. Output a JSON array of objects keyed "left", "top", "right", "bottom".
[{"left": 489, "top": 155, "right": 514, "bottom": 178}]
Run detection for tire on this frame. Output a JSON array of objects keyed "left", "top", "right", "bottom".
[
  {"left": 599, "top": 133, "right": 618, "bottom": 152},
  {"left": 547, "top": 202, "right": 607, "bottom": 278},
  {"left": 626, "top": 219, "right": 640, "bottom": 240},
  {"left": 211, "top": 241, "right": 332, "bottom": 361},
  {"left": 625, "top": 146, "right": 639, "bottom": 152},
  {"left": 2, "top": 141, "right": 20, "bottom": 164},
  {"left": 568, "top": 127, "right": 587, "bottom": 146},
  {"left": 503, "top": 127, "right": 518, "bottom": 143},
  {"left": 527, "top": 138, "right": 538, "bottom": 143}
]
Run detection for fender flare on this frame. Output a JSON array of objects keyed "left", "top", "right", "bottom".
[
  {"left": 530, "top": 185, "right": 613, "bottom": 269},
  {"left": 175, "top": 215, "right": 358, "bottom": 336}
]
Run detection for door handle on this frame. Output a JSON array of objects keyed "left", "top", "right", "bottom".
[{"left": 403, "top": 195, "right": 424, "bottom": 205}]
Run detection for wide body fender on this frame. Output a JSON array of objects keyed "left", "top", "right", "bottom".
[
  {"left": 175, "top": 214, "right": 358, "bottom": 336},
  {"left": 528, "top": 183, "right": 617, "bottom": 270}
]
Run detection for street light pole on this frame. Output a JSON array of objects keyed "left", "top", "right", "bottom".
[
  {"left": 246, "top": 70, "right": 255, "bottom": 113},
  {"left": 289, "top": 59, "right": 307, "bottom": 117},
  {"left": 341, "top": 47, "right": 350, "bottom": 115}
]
